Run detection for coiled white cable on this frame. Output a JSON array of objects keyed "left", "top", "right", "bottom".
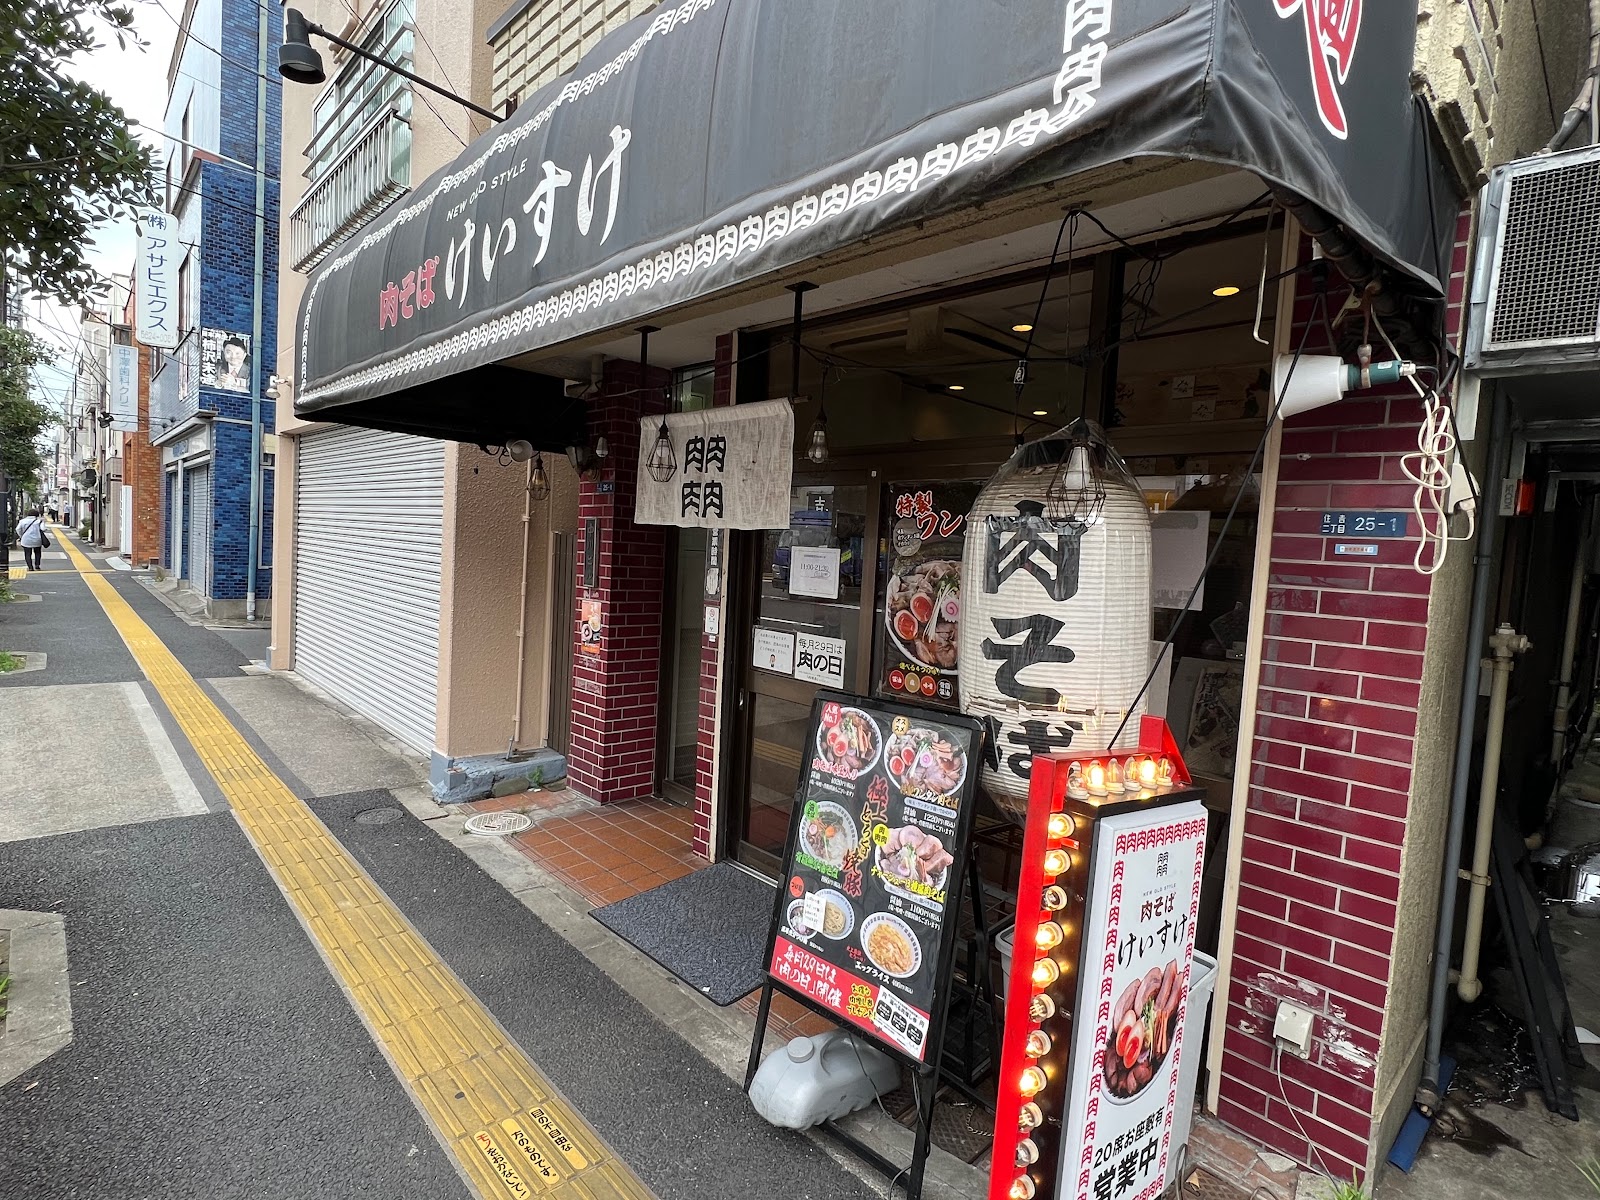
[{"left": 1373, "top": 313, "right": 1477, "bottom": 576}]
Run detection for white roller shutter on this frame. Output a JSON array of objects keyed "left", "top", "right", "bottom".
[
  {"left": 186, "top": 463, "right": 211, "bottom": 597},
  {"left": 294, "top": 426, "right": 444, "bottom": 755}
]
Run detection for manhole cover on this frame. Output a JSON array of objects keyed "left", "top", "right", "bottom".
[
  {"left": 463, "top": 812, "right": 532, "bottom": 836},
  {"left": 354, "top": 806, "right": 404, "bottom": 825}
]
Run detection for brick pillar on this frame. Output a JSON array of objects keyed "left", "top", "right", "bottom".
[
  {"left": 565, "top": 358, "right": 670, "bottom": 804},
  {"left": 125, "top": 344, "right": 163, "bottom": 566},
  {"left": 691, "top": 334, "right": 736, "bottom": 858},
  {"left": 1215, "top": 214, "right": 1475, "bottom": 1178}
]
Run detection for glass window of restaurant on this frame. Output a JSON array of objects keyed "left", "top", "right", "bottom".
[{"left": 720, "top": 224, "right": 1279, "bottom": 949}]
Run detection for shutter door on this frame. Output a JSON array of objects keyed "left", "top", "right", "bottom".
[
  {"left": 294, "top": 427, "right": 445, "bottom": 755},
  {"left": 187, "top": 464, "right": 211, "bottom": 597}
]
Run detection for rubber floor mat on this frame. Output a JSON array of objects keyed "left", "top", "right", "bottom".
[{"left": 592, "top": 862, "right": 776, "bottom": 1006}]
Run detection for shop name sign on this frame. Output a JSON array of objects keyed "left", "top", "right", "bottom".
[
  {"left": 294, "top": 0, "right": 1117, "bottom": 413},
  {"left": 134, "top": 209, "right": 179, "bottom": 350},
  {"left": 634, "top": 400, "right": 792, "bottom": 530}
]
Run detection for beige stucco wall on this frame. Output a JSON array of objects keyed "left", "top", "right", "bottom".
[
  {"left": 1416, "top": 0, "right": 1593, "bottom": 189},
  {"left": 488, "top": 0, "right": 656, "bottom": 112},
  {"left": 271, "top": 0, "right": 581, "bottom": 757}
]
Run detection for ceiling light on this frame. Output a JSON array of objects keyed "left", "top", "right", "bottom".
[
  {"left": 949, "top": 384, "right": 965, "bottom": 392},
  {"left": 1032, "top": 409, "right": 1048, "bottom": 417},
  {"left": 1212, "top": 285, "right": 1241, "bottom": 297},
  {"left": 1012, "top": 323, "right": 1034, "bottom": 333}
]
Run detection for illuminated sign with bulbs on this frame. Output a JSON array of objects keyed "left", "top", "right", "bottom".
[{"left": 990, "top": 717, "right": 1207, "bottom": 1200}]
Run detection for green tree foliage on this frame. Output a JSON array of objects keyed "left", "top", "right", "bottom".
[
  {"left": 0, "top": 1, "right": 158, "bottom": 307},
  {"left": 0, "top": 326, "right": 57, "bottom": 490}
]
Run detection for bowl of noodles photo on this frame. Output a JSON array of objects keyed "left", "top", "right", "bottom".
[
  {"left": 885, "top": 560, "right": 960, "bottom": 675},
  {"left": 799, "top": 801, "right": 855, "bottom": 871},
  {"left": 884, "top": 726, "right": 967, "bottom": 800},
  {"left": 860, "top": 912, "right": 921, "bottom": 979},
  {"left": 815, "top": 707, "right": 882, "bottom": 778}
]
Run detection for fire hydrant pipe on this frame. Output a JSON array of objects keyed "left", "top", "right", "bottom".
[{"left": 1457, "top": 624, "right": 1530, "bottom": 1004}]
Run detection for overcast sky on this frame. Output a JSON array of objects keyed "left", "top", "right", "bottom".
[{"left": 26, "top": 0, "right": 179, "bottom": 413}]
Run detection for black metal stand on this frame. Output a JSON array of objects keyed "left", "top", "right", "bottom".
[{"left": 743, "top": 843, "right": 997, "bottom": 1200}]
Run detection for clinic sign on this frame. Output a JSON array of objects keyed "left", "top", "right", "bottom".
[{"left": 135, "top": 209, "right": 179, "bottom": 349}]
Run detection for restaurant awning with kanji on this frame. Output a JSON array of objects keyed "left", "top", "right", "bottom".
[{"left": 294, "top": 0, "right": 1457, "bottom": 438}]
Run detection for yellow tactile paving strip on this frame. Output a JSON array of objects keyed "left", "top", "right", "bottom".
[{"left": 55, "top": 533, "right": 652, "bottom": 1200}]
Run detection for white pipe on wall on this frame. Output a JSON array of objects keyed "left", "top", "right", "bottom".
[
  {"left": 508, "top": 457, "right": 535, "bottom": 756},
  {"left": 1456, "top": 623, "right": 1530, "bottom": 1004}
]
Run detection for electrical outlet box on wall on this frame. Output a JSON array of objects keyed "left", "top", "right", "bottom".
[{"left": 1273, "top": 999, "right": 1314, "bottom": 1059}]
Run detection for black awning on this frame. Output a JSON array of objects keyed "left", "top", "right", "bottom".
[{"left": 296, "top": 0, "right": 1458, "bottom": 429}]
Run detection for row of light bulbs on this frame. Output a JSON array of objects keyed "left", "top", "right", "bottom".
[
  {"left": 1067, "top": 754, "right": 1176, "bottom": 800},
  {"left": 1008, "top": 809, "right": 1079, "bottom": 1200}
]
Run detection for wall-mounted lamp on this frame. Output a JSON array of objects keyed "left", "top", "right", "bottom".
[
  {"left": 279, "top": 8, "right": 501, "bottom": 122},
  {"left": 506, "top": 439, "right": 535, "bottom": 463},
  {"left": 1271, "top": 352, "right": 1416, "bottom": 420},
  {"left": 266, "top": 374, "right": 290, "bottom": 400}
]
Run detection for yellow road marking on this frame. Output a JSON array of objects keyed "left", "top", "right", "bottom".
[{"left": 53, "top": 532, "right": 652, "bottom": 1200}]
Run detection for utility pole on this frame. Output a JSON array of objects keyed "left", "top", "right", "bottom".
[{"left": 245, "top": 0, "right": 268, "bottom": 622}]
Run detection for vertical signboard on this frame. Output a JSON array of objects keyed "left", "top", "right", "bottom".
[
  {"left": 880, "top": 482, "right": 977, "bottom": 708},
  {"left": 1058, "top": 802, "right": 1207, "bottom": 1200},
  {"left": 108, "top": 344, "right": 139, "bottom": 431},
  {"left": 134, "top": 209, "right": 179, "bottom": 349},
  {"left": 765, "top": 691, "right": 981, "bottom": 1062}
]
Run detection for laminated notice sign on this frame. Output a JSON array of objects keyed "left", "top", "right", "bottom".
[{"left": 765, "top": 691, "right": 982, "bottom": 1062}]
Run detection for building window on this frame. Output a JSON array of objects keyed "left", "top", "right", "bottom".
[
  {"left": 673, "top": 363, "right": 714, "bottom": 412},
  {"left": 289, "top": 0, "right": 415, "bottom": 270}
]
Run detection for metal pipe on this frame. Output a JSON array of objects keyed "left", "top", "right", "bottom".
[
  {"left": 245, "top": 0, "right": 268, "bottom": 621},
  {"left": 306, "top": 19, "right": 502, "bottom": 124},
  {"left": 1551, "top": 508, "right": 1589, "bottom": 766},
  {"left": 1418, "top": 388, "right": 1509, "bottom": 1108},
  {"left": 1545, "top": 0, "right": 1600, "bottom": 153},
  {"left": 507, "top": 456, "right": 536, "bottom": 757},
  {"left": 1457, "top": 624, "right": 1530, "bottom": 1003}
]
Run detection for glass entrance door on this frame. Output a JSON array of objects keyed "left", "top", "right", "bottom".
[{"left": 731, "top": 479, "right": 877, "bottom": 874}]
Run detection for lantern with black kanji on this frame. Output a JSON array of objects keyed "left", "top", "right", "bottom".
[{"left": 958, "top": 419, "right": 1152, "bottom": 822}]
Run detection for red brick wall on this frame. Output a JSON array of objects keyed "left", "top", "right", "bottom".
[
  {"left": 691, "top": 334, "right": 736, "bottom": 859},
  {"left": 123, "top": 343, "right": 162, "bottom": 566},
  {"left": 1215, "top": 215, "right": 1474, "bottom": 1176},
  {"left": 566, "top": 358, "right": 669, "bottom": 804}
]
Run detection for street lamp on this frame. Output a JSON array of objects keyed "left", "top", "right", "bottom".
[{"left": 279, "top": 8, "right": 502, "bottom": 124}]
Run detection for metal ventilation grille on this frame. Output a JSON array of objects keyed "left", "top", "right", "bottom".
[{"left": 1488, "top": 156, "right": 1600, "bottom": 349}]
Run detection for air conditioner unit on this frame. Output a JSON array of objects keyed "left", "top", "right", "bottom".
[{"left": 1466, "top": 142, "right": 1600, "bottom": 377}]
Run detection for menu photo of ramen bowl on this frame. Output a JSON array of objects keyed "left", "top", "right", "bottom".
[
  {"left": 874, "top": 824, "right": 954, "bottom": 901},
  {"left": 883, "top": 726, "right": 967, "bottom": 800},
  {"left": 1102, "top": 959, "right": 1184, "bottom": 1102},
  {"left": 815, "top": 706, "right": 882, "bottom": 778},
  {"left": 860, "top": 912, "right": 922, "bottom": 980},
  {"left": 799, "top": 801, "right": 855, "bottom": 872}
]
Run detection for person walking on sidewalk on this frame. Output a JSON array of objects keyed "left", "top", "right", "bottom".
[{"left": 17, "top": 507, "right": 49, "bottom": 570}]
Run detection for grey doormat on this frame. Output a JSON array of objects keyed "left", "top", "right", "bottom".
[{"left": 591, "top": 862, "right": 777, "bottom": 1006}]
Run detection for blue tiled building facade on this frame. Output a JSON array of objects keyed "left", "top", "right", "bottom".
[{"left": 150, "top": 0, "right": 282, "bottom": 614}]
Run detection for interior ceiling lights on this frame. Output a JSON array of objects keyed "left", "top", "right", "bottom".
[{"left": 1212, "top": 284, "right": 1241, "bottom": 297}]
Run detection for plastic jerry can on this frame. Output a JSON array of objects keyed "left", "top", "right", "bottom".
[{"left": 747, "top": 1030, "right": 901, "bottom": 1130}]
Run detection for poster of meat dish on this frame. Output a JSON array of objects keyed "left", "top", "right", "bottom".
[
  {"left": 879, "top": 482, "right": 978, "bottom": 709},
  {"left": 765, "top": 691, "right": 982, "bottom": 1062}
]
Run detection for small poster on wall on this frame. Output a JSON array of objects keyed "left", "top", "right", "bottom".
[
  {"left": 879, "top": 482, "right": 978, "bottom": 709},
  {"left": 202, "top": 327, "right": 252, "bottom": 392},
  {"left": 580, "top": 598, "right": 604, "bottom": 655},
  {"left": 794, "top": 633, "right": 846, "bottom": 687},
  {"left": 753, "top": 627, "right": 795, "bottom": 674}
]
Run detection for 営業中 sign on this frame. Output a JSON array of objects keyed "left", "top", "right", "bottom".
[{"left": 1057, "top": 801, "right": 1207, "bottom": 1200}]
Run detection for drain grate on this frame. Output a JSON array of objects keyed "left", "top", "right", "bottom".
[
  {"left": 354, "top": 806, "right": 404, "bottom": 825},
  {"left": 463, "top": 812, "right": 532, "bottom": 836},
  {"left": 892, "top": 1086, "right": 994, "bottom": 1165}
]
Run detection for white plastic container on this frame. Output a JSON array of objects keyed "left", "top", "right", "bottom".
[
  {"left": 1168, "top": 951, "right": 1219, "bottom": 1162},
  {"left": 748, "top": 1030, "right": 901, "bottom": 1130},
  {"left": 997, "top": 925, "right": 1016, "bottom": 1005}
]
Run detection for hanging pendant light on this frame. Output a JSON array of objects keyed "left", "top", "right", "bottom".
[
  {"left": 806, "top": 405, "right": 829, "bottom": 465},
  {"left": 529, "top": 453, "right": 550, "bottom": 500},
  {"left": 646, "top": 419, "right": 676, "bottom": 482},
  {"left": 1045, "top": 419, "right": 1108, "bottom": 525}
]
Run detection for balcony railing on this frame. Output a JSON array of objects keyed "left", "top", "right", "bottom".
[{"left": 289, "top": 107, "right": 411, "bottom": 272}]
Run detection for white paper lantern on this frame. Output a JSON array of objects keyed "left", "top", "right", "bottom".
[{"left": 958, "top": 421, "right": 1152, "bottom": 822}]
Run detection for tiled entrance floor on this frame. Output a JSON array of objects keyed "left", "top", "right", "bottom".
[{"left": 462, "top": 790, "right": 832, "bottom": 1041}]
